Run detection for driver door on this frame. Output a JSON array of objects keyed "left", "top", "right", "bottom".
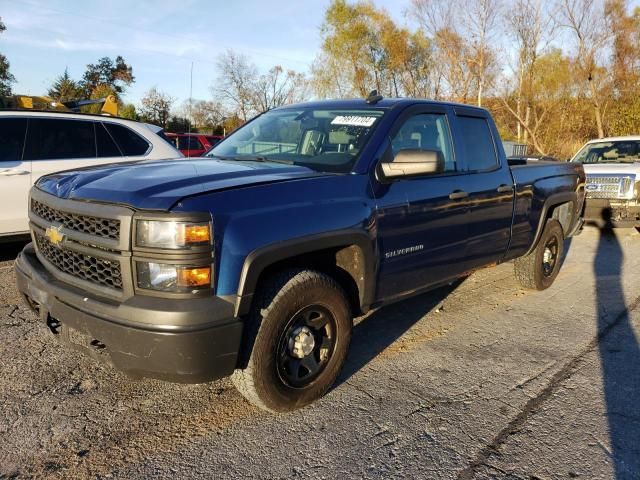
[{"left": 373, "top": 106, "right": 473, "bottom": 301}]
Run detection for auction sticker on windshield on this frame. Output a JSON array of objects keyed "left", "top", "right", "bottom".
[{"left": 331, "top": 116, "right": 378, "bottom": 127}]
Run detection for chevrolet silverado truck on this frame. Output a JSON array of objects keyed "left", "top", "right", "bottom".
[
  {"left": 15, "top": 98, "right": 585, "bottom": 412},
  {"left": 570, "top": 136, "right": 640, "bottom": 231}
]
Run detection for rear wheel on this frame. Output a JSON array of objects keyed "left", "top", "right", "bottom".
[
  {"left": 232, "top": 269, "right": 352, "bottom": 412},
  {"left": 514, "top": 219, "right": 564, "bottom": 290}
]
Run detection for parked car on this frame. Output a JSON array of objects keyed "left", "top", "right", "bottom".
[
  {"left": 16, "top": 97, "right": 585, "bottom": 412},
  {"left": 0, "top": 110, "right": 182, "bottom": 238},
  {"left": 570, "top": 136, "right": 640, "bottom": 231},
  {"left": 165, "top": 132, "right": 223, "bottom": 157}
]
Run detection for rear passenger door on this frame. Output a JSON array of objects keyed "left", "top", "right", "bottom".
[
  {"left": 452, "top": 109, "right": 515, "bottom": 267},
  {"left": 0, "top": 117, "right": 30, "bottom": 234}
]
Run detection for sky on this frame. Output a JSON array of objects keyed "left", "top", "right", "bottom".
[{"left": 0, "top": 0, "right": 409, "bottom": 106}]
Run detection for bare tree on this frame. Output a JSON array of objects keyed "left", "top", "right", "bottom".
[
  {"left": 505, "top": 0, "right": 557, "bottom": 142},
  {"left": 213, "top": 49, "right": 258, "bottom": 122},
  {"left": 251, "top": 66, "right": 309, "bottom": 113},
  {"left": 558, "top": 0, "right": 612, "bottom": 137},
  {"left": 465, "top": 0, "right": 502, "bottom": 106},
  {"left": 412, "top": 0, "right": 501, "bottom": 105},
  {"left": 139, "top": 87, "right": 174, "bottom": 129}
]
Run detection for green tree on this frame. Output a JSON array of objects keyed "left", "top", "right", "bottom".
[
  {"left": 119, "top": 103, "right": 139, "bottom": 121},
  {"left": 47, "top": 68, "right": 81, "bottom": 102},
  {"left": 166, "top": 116, "right": 191, "bottom": 133},
  {"left": 314, "top": 0, "right": 434, "bottom": 98},
  {"left": 0, "top": 18, "right": 15, "bottom": 96},
  {"left": 80, "top": 56, "right": 134, "bottom": 100}
]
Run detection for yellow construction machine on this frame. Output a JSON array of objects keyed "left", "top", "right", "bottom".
[{"left": 0, "top": 94, "right": 118, "bottom": 116}]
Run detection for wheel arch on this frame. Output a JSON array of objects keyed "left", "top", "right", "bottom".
[
  {"left": 234, "top": 230, "right": 376, "bottom": 318},
  {"left": 525, "top": 192, "right": 577, "bottom": 256}
]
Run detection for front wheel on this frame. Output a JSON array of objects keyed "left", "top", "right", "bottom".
[
  {"left": 232, "top": 269, "right": 352, "bottom": 412},
  {"left": 514, "top": 219, "right": 564, "bottom": 290}
]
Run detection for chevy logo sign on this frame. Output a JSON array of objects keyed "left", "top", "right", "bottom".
[{"left": 45, "top": 225, "right": 65, "bottom": 246}]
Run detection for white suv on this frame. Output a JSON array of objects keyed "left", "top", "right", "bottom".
[{"left": 0, "top": 111, "right": 182, "bottom": 237}]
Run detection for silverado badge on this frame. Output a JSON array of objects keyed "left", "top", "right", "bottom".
[{"left": 45, "top": 225, "right": 65, "bottom": 246}]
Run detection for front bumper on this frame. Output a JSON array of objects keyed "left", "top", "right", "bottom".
[
  {"left": 15, "top": 243, "right": 243, "bottom": 383},
  {"left": 584, "top": 198, "right": 640, "bottom": 228}
]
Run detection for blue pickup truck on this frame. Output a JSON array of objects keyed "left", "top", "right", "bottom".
[{"left": 15, "top": 98, "right": 585, "bottom": 412}]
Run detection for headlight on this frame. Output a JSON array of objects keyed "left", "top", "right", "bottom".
[
  {"left": 137, "top": 262, "right": 212, "bottom": 292},
  {"left": 136, "top": 220, "right": 211, "bottom": 249}
]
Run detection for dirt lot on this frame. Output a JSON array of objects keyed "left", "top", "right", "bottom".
[{"left": 1, "top": 226, "right": 639, "bottom": 479}]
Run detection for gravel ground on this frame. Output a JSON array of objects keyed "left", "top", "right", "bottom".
[{"left": 0, "top": 226, "right": 639, "bottom": 479}]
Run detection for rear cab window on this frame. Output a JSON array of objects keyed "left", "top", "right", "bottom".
[{"left": 457, "top": 116, "right": 499, "bottom": 172}]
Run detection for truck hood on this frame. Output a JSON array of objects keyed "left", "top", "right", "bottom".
[
  {"left": 36, "top": 158, "right": 327, "bottom": 210},
  {"left": 581, "top": 162, "right": 640, "bottom": 177}
]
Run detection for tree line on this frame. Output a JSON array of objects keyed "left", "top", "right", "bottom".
[{"left": 2, "top": 0, "right": 640, "bottom": 158}]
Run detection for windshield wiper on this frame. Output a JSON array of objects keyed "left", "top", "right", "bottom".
[{"left": 209, "top": 154, "right": 294, "bottom": 165}]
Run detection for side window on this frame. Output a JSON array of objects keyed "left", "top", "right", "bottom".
[
  {"left": 457, "top": 116, "right": 498, "bottom": 171},
  {"left": 178, "top": 136, "right": 202, "bottom": 150},
  {"left": 189, "top": 137, "right": 203, "bottom": 150},
  {"left": 24, "top": 119, "right": 96, "bottom": 160},
  {"left": 96, "top": 123, "right": 122, "bottom": 158},
  {"left": 103, "top": 123, "right": 150, "bottom": 156},
  {"left": 0, "top": 118, "right": 27, "bottom": 161},
  {"left": 391, "top": 113, "right": 455, "bottom": 172}
]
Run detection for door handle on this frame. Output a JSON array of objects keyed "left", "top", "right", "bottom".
[
  {"left": 449, "top": 190, "right": 469, "bottom": 200},
  {"left": 497, "top": 184, "right": 513, "bottom": 193},
  {"left": 0, "top": 169, "right": 29, "bottom": 176}
]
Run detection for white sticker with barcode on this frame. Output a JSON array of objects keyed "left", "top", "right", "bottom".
[{"left": 331, "top": 115, "right": 378, "bottom": 127}]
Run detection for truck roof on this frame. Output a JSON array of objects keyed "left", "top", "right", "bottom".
[{"left": 276, "top": 97, "right": 489, "bottom": 113}]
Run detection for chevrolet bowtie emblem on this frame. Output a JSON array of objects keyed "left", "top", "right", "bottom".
[{"left": 45, "top": 225, "right": 65, "bottom": 246}]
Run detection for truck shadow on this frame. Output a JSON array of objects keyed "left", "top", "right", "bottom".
[
  {"left": 594, "top": 209, "right": 640, "bottom": 478},
  {"left": 336, "top": 279, "right": 464, "bottom": 388}
]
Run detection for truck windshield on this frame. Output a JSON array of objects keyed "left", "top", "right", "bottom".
[
  {"left": 571, "top": 140, "right": 640, "bottom": 163},
  {"left": 206, "top": 108, "right": 386, "bottom": 173}
]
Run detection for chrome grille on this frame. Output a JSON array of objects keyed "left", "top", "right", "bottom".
[
  {"left": 585, "top": 175, "right": 635, "bottom": 199},
  {"left": 31, "top": 199, "right": 120, "bottom": 240},
  {"left": 34, "top": 232, "right": 123, "bottom": 290}
]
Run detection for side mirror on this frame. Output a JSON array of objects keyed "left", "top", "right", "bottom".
[{"left": 379, "top": 149, "right": 445, "bottom": 180}]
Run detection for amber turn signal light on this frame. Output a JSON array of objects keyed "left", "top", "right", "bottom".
[
  {"left": 177, "top": 266, "right": 211, "bottom": 287},
  {"left": 184, "top": 224, "right": 211, "bottom": 244}
]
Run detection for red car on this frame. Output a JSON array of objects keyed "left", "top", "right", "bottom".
[{"left": 165, "top": 133, "right": 223, "bottom": 157}]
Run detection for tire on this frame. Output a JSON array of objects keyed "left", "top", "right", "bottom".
[
  {"left": 232, "top": 269, "right": 352, "bottom": 412},
  {"left": 514, "top": 219, "right": 564, "bottom": 290}
]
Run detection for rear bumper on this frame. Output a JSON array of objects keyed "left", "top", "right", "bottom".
[
  {"left": 584, "top": 199, "right": 640, "bottom": 228},
  {"left": 15, "top": 243, "right": 243, "bottom": 383}
]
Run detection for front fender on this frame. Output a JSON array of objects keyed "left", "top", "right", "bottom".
[{"left": 174, "top": 174, "right": 377, "bottom": 316}]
